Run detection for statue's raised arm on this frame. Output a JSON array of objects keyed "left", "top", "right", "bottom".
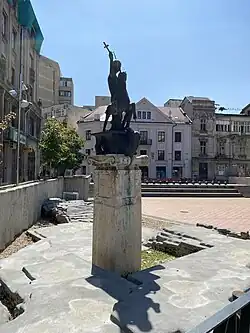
[{"left": 103, "top": 42, "right": 114, "bottom": 75}]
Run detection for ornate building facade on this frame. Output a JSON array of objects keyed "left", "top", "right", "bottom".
[{"left": 180, "top": 96, "right": 250, "bottom": 180}]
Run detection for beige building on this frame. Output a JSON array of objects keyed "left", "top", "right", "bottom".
[
  {"left": 0, "top": 0, "right": 43, "bottom": 184},
  {"left": 59, "top": 77, "right": 74, "bottom": 105},
  {"left": 38, "top": 55, "right": 61, "bottom": 108},
  {"left": 42, "top": 103, "right": 91, "bottom": 129}
]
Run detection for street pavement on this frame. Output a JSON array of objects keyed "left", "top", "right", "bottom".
[{"left": 142, "top": 197, "right": 250, "bottom": 232}]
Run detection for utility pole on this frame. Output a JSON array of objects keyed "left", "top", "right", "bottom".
[{"left": 16, "top": 26, "right": 24, "bottom": 185}]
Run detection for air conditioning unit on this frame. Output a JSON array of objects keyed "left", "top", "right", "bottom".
[{"left": 10, "top": 142, "right": 17, "bottom": 149}]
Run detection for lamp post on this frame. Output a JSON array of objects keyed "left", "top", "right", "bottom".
[{"left": 16, "top": 26, "right": 24, "bottom": 185}]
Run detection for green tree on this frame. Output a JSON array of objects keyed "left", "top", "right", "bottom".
[{"left": 39, "top": 118, "right": 84, "bottom": 176}]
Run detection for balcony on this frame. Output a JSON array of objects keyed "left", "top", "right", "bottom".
[
  {"left": 199, "top": 152, "right": 208, "bottom": 158},
  {"left": 139, "top": 139, "right": 152, "bottom": 145},
  {"left": 215, "top": 153, "right": 228, "bottom": 159},
  {"left": 29, "top": 68, "right": 35, "bottom": 83}
]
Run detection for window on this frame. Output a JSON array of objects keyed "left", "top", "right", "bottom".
[
  {"left": 246, "top": 122, "right": 250, "bottom": 133},
  {"left": 216, "top": 124, "right": 230, "bottom": 132},
  {"left": 200, "top": 119, "right": 206, "bottom": 132},
  {"left": 200, "top": 140, "right": 207, "bottom": 155},
  {"left": 60, "top": 80, "right": 71, "bottom": 87},
  {"left": 85, "top": 149, "right": 91, "bottom": 155},
  {"left": 11, "top": 67, "right": 15, "bottom": 86},
  {"left": 240, "top": 142, "right": 245, "bottom": 155},
  {"left": 137, "top": 111, "right": 141, "bottom": 119},
  {"left": 59, "top": 91, "right": 71, "bottom": 97},
  {"left": 11, "top": 29, "right": 17, "bottom": 50},
  {"left": 158, "top": 131, "right": 165, "bottom": 142},
  {"left": 233, "top": 121, "right": 239, "bottom": 132},
  {"left": 174, "top": 151, "right": 182, "bottom": 161},
  {"left": 60, "top": 80, "right": 67, "bottom": 87},
  {"left": 218, "top": 141, "right": 225, "bottom": 155},
  {"left": 142, "top": 111, "right": 146, "bottom": 119},
  {"left": 175, "top": 132, "right": 182, "bottom": 142},
  {"left": 217, "top": 164, "right": 226, "bottom": 176},
  {"left": 157, "top": 150, "right": 165, "bottom": 160},
  {"left": 2, "top": 11, "right": 8, "bottom": 38},
  {"left": 147, "top": 111, "right": 151, "bottom": 120},
  {"left": 86, "top": 130, "right": 91, "bottom": 140},
  {"left": 28, "top": 117, "right": 35, "bottom": 136},
  {"left": 140, "top": 150, "right": 147, "bottom": 155},
  {"left": 139, "top": 130, "right": 148, "bottom": 142}
]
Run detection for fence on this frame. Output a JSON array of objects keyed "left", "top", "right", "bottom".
[{"left": 187, "top": 290, "right": 250, "bottom": 333}]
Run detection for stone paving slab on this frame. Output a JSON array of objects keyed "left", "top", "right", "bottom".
[
  {"left": 0, "top": 277, "right": 127, "bottom": 333},
  {"left": 112, "top": 238, "right": 250, "bottom": 333},
  {"left": 0, "top": 211, "right": 250, "bottom": 332}
]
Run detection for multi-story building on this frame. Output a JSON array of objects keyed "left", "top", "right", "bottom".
[
  {"left": 0, "top": 0, "right": 43, "bottom": 184},
  {"left": 180, "top": 96, "right": 216, "bottom": 179},
  {"left": 59, "top": 77, "right": 74, "bottom": 105},
  {"left": 38, "top": 55, "right": 61, "bottom": 108},
  {"left": 214, "top": 112, "right": 250, "bottom": 178},
  {"left": 42, "top": 103, "right": 91, "bottom": 129},
  {"left": 77, "top": 97, "right": 192, "bottom": 179}
]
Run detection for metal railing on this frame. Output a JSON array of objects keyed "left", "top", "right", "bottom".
[
  {"left": 139, "top": 139, "right": 152, "bottom": 145},
  {"left": 187, "top": 290, "right": 250, "bottom": 333}
]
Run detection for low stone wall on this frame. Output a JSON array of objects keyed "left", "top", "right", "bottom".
[
  {"left": 63, "top": 175, "right": 90, "bottom": 201},
  {"left": 229, "top": 177, "right": 250, "bottom": 184},
  {"left": 0, "top": 178, "right": 63, "bottom": 251},
  {"left": 0, "top": 175, "right": 90, "bottom": 250}
]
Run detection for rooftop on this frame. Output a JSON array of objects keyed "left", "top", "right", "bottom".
[{"left": 159, "top": 106, "right": 192, "bottom": 123}]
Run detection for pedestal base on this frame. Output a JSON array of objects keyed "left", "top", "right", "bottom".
[
  {"left": 88, "top": 154, "right": 148, "bottom": 276},
  {"left": 93, "top": 129, "right": 140, "bottom": 158}
]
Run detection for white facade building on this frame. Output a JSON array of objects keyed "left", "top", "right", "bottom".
[{"left": 77, "top": 98, "right": 192, "bottom": 179}]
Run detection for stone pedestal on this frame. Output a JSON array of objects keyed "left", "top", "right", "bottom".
[{"left": 88, "top": 154, "right": 148, "bottom": 276}]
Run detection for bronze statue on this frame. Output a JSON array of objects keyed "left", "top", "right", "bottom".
[
  {"left": 103, "top": 42, "right": 136, "bottom": 131},
  {"left": 92, "top": 43, "right": 140, "bottom": 157}
]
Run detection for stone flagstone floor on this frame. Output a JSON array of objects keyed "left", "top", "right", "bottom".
[{"left": 0, "top": 218, "right": 249, "bottom": 332}]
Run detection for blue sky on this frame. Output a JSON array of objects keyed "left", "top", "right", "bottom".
[{"left": 32, "top": 0, "right": 250, "bottom": 110}]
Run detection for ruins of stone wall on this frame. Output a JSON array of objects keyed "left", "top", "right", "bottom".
[{"left": 0, "top": 175, "right": 90, "bottom": 250}]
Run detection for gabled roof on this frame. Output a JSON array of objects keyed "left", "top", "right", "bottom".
[
  {"left": 158, "top": 107, "right": 191, "bottom": 123},
  {"left": 80, "top": 97, "right": 174, "bottom": 123},
  {"left": 136, "top": 97, "right": 172, "bottom": 122},
  {"left": 79, "top": 105, "right": 108, "bottom": 122}
]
